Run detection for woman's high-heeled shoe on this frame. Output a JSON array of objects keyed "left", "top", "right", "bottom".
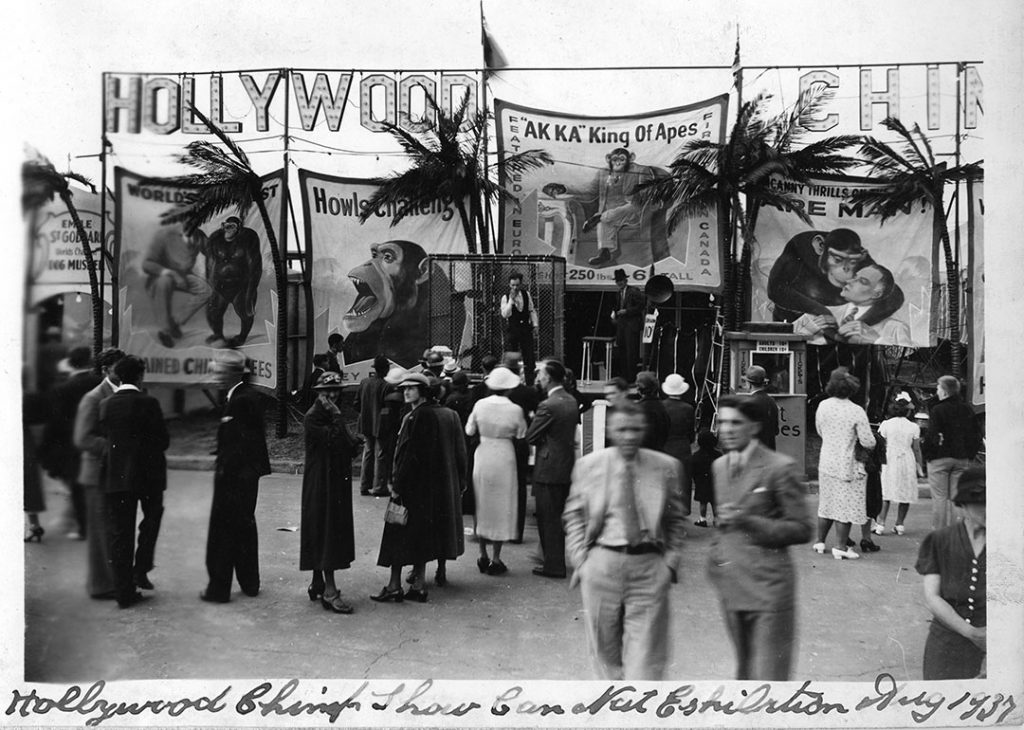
[
  {"left": 24, "top": 525, "right": 44, "bottom": 543},
  {"left": 370, "top": 586, "right": 404, "bottom": 603},
  {"left": 321, "top": 591, "right": 354, "bottom": 614},
  {"left": 811, "top": 542, "right": 826, "bottom": 554},
  {"left": 486, "top": 560, "right": 508, "bottom": 576},
  {"left": 477, "top": 556, "right": 490, "bottom": 573},
  {"left": 404, "top": 587, "right": 428, "bottom": 603},
  {"left": 860, "top": 539, "right": 881, "bottom": 553},
  {"left": 307, "top": 583, "right": 325, "bottom": 601}
]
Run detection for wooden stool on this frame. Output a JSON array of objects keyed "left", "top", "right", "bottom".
[{"left": 581, "top": 336, "right": 615, "bottom": 383}]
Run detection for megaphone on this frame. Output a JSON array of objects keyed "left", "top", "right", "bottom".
[{"left": 645, "top": 274, "right": 673, "bottom": 304}]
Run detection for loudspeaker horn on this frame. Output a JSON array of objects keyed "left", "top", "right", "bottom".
[{"left": 645, "top": 274, "right": 674, "bottom": 304}]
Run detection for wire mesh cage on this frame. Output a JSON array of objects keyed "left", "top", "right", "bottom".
[{"left": 425, "top": 254, "right": 565, "bottom": 372}]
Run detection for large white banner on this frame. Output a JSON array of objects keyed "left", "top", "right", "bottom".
[
  {"left": 751, "top": 174, "right": 935, "bottom": 348},
  {"left": 300, "top": 171, "right": 467, "bottom": 381},
  {"left": 494, "top": 97, "right": 728, "bottom": 291},
  {"left": 115, "top": 168, "right": 285, "bottom": 389}
]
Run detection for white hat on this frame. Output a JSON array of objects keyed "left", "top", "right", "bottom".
[
  {"left": 383, "top": 365, "right": 408, "bottom": 385},
  {"left": 485, "top": 366, "right": 520, "bottom": 391},
  {"left": 442, "top": 356, "right": 460, "bottom": 374},
  {"left": 662, "top": 373, "right": 690, "bottom": 397}
]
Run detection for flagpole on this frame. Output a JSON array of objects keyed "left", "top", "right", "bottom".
[{"left": 480, "top": 1, "right": 493, "bottom": 254}]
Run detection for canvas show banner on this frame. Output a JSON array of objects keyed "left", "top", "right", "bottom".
[
  {"left": 494, "top": 97, "right": 727, "bottom": 291},
  {"left": 300, "top": 171, "right": 467, "bottom": 380},
  {"left": 114, "top": 167, "right": 284, "bottom": 389},
  {"left": 28, "top": 189, "right": 115, "bottom": 290},
  {"left": 750, "top": 173, "right": 934, "bottom": 348}
]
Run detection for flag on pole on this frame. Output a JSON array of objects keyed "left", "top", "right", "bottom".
[
  {"left": 731, "top": 26, "right": 741, "bottom": 89},
  {"left": 481, "top": 5, "right": 508, "bottom": 71}
]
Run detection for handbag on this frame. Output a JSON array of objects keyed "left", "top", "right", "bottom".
[{"left": 384, "top": 499, "right": 408, "bottom": 526}]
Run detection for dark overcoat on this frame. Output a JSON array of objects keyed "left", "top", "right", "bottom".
[{"left": 300, "top": 398, "right": 359, "bottom": 571}]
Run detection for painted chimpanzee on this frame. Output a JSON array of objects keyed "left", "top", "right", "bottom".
[
  {"left": 342, "top": 240, "right": 432, "bottom": 367},
  {"left": 204, "top": 216, "right": 263, "bottom": 348},
  {"left": 767, "top": 228, "right": 904, "bottom": 336}
]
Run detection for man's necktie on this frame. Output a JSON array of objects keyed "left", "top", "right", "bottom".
[
  {"left": 728, "top": 452, "right": 741, "bottom": 482},
  {"left": 622, "top": 460, "right": 641, "bottom": 546},
  {"left": 841, "top": 306, "right": 859, "bottom": 325}
]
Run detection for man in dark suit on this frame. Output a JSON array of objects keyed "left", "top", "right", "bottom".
[
  {"left": 526, "top": 359, "right": 578, "bottom": 578},
  {"left": 40, "top": 346, "right": 101, "bottom": 538},
  {"left": 611, "top": 268, "right": 644, "bottom": 383},
  {"left": 356, "top": 354, "right": 390, "bottom": 495},
  {"left": 707, "top": 395, "right": 813, "bottom": 680},
  {"left": 99, "top": 355, "right": 169, "bottom": 608},
  {"left": 201, "top": 350, "right": 271, "bottom": 603},
  {"left": 742, "top": 365, "right": 779, "bottom": 450},
  {"left": 563, "top": 402, "right": 685, "bottom": 680},
  {"left": 298, "top": 353, "right": 329, "bottom": 411},
  {"left": 503, "top": 355, "right": 540, "bottom": 543},
  {"left": 73, "top": 348, "right": 125, "bottom": 599}
]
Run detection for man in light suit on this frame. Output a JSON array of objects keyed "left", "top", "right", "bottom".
[
  {"left": 563, "top": 402, "right": 685, "bottom": 680},
  {"left": 526, "top": 359, "right": 578, "bottom": 579},
  {"left": 99, "top": 355, "right": 169, "bottom": 609},
  {"left": 73, "top": 348, "right": 125, "bottom": 599},
  {"left": 200, "top": 350, "right": 271, "bottom": 603},
  {"left": 708, "top": 394, "right": 814, "bottom": 680}
]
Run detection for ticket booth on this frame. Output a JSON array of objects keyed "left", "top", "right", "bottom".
[{"left": 725, "top": 326, "right": 810, "bottom": 477}]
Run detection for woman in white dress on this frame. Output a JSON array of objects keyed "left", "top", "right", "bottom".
[
  {"left": 814, "top": 368, "right": 876, "bottom": 560},
  {"left": 875, "top": 396, "right": 925, "bottom": 535},
  {"left": 465, "top": 367, "right": 527, "bottom": 575}
]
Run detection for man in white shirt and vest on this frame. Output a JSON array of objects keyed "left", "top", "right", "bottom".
[{"left": 500, "top": 271, "right": 539, "bottom": 386}]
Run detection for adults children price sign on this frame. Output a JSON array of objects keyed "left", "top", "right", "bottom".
[{"left": 494, "top": 97, "right": 727, "bottom": 291}]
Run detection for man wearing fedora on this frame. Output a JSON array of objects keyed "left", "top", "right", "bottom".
[
  {"left": 611, "top": 268, "right": 644, "bottom": 383},
  {"left": 201, "top": 350, "right": 271, "bottom": 603},
  {"left": 742, "top": 365, "right": 779, "bottom": 450},
  {"left": 915, "top": 465, "right": 986, "bottom": 679}
]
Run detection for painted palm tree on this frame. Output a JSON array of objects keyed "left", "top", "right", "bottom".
[
  {"left": 22, "top": 150, "right": 105, "bottom": 361},
  {"left": 635, "top": 87, "right": 861, "bottom": 390},
  {"left": 160, "top": 104, "right": 289, "bottom": 436},
  {"left": 358, "top": 92, "right": 552, "bottom": 253},
  {"left": 852, "top": 117, "right": 982, "bottom": 378}
]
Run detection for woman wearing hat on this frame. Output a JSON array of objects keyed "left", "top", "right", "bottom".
[
  {"left": 915, "top": 466, "right": 986, "bottom": 679},
  {"left": 373, "top": 372, "right": 438, "bottom": 603},
  {"left": 661, "top": 373, "right": 696, "bottom": 516},
  {"left": 465, "top": 366, "right": 527, "bottom": 575},
  {"left": 300, "top": 372, "right": 361, "bottom": 614}
]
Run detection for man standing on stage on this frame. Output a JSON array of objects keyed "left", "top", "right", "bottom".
[
  {"left": 611, "top": 268, "right": 644, "bottom": 383},
  {"left": 707, "top": 395, "right": 813, "bottom": 680},
  {"left": 201, "top": 350, "right": 271, "bottom": 603},
  {"left": 500, "top": 271, "right": 539, "bottom": 386},
  {"left": 564, "top": 402, "right": 685, "bottom": 680},
  {"left": 526, "top": 359, "right": 578, "bottom": 579},
  {"left": 99, "top": 355, "right": 169, "bottom": 608}
]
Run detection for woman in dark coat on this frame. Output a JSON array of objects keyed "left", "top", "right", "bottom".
[
  {"left": 301, "top": 371, "right": 361, "bottom": 614},
  {"left": 661, "top": 373, "right": 696, "bottom": 516},
  {"left": 372, "top": 372, "right": 441, "bottom": 603}
]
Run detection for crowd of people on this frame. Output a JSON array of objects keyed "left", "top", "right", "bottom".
[{"left": 23, "top": 339, "right": 984, "bottom": 683}]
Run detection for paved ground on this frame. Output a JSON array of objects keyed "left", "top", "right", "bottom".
[{"left": 25, "top": 470, "right": 934, "bottom": 682}]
